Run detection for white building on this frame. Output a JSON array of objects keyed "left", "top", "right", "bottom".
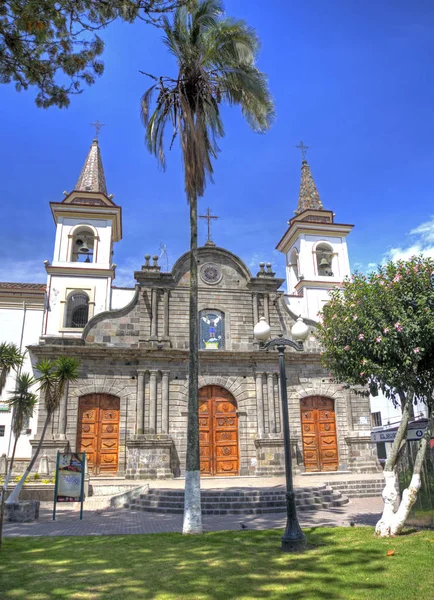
[
  {"left": 276, "top": 156, "right": 353, "bottom": 321},
  {"left": 0, "top": 138, "right": 132, "bottom": 466}
]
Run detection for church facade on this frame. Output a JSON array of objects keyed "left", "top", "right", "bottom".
[{"left": 0, "top": 139, "right": 379, "bottom": 478}]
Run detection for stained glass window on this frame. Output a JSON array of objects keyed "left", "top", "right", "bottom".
[{"left": 199, "top": 310, "right": 225, "bottom": 350}]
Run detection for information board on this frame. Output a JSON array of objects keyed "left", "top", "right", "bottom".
[{"left": 53, "top": 452, "right": 86, "bottom": 520}]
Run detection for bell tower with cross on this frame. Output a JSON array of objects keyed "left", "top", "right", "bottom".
[
  {"left": 42, "top": 126, "right": 123, "bottom": 338},
  {"left": 276, "top": 142, "right": 354, "bottom": 321}
]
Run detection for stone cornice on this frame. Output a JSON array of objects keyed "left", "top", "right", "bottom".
[{"left": 28, "top": 343, "right": 322, "bottom": 364}]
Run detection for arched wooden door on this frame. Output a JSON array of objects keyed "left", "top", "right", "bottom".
[
  {"left": 199, "top": 386, "right": 239, "bottom": 476},
  {"left": 300, "top": 396, "right": 338, "bottom": 472},
  {"left": 76, "top": 394, "right": 120, "bottom": 475}
]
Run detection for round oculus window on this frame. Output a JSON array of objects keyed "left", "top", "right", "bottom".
[{"left": 200, "top": 263, "right": 222, "bottom": 285}]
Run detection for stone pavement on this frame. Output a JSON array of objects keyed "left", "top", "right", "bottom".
[{"left": 4, "top": 495, "right": 383, "bottom": 539}]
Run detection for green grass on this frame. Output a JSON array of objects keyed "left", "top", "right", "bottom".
[{"left": 1, "top": 528, "right": 434, "bottom": 599}]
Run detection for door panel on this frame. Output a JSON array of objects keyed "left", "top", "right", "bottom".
[
  {"left": 77, "top": 394, "right": 120, "bottom": 475},
  {"left": 300, "top": 396, "right": 338, "bottom": 472},
  {"left": 199, "top": 386, "right": 239, "bottom": 476}
]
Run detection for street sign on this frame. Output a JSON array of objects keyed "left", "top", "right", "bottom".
[{"left": 371, "top": 427, "right": 428, "bottom": 443}]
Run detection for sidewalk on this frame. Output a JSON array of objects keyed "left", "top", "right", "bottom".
[{"left": 3, "top": 496, "right": 383, "bottom": 539}]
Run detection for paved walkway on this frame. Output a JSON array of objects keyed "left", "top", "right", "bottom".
[{"left": 4, "top": 497, "right": 383, "bottom": 539}]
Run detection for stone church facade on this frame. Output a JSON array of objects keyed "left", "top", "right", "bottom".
[{"left": 2, "top": 138, "right": 379, "bottom": 478}]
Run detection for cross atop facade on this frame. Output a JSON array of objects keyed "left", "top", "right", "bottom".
[
  {"left": 90, "top": 120, "right": 105, "bottom": 139},
  {"left": 296, "top": 140, "right": 309, "bottom": 161},
  {"left": 200, "top": 208, "right": 219, "bottom": 244}
]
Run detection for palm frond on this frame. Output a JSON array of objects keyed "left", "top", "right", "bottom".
[
  {"left": 0, "top": 342, "right": 24, "bottom": 395},
  {"left": 8, "top": 372, "right": 38, "bottom": 438},
  {"left": 140, "top": 0, "right": 274, "bottom": 200}
]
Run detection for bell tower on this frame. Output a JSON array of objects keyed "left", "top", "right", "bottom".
[
  {"left": 42, "top": 137, "right": 122, "bottom": 337},
  {"left": 276, "top": 145, "right": 353, "bottom": 321}
]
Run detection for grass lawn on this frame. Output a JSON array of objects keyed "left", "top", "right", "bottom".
[{"left": 1, "top": 527, "right": 434, "bottom": 600}]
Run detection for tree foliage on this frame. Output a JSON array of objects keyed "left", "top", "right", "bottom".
[
  {"left": 316, "top": 256, "right": 434, "bottom": 407},
  {"left": 7, "top": 372, "right": 37, "bottom": 438},
  {"left": 35, "top": 356, "right": 80, "bottom": 414},
  {"left": 0, "top": 342, "right": 23, "bottom": 395},
  {"left": 141, "top": 0, "right": 274, "bottom": 201},
  {"left": 0, "top": 0, "right": 186, "bottom": 107}
]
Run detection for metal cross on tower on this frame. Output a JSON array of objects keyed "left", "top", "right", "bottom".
[
  {"left": 200, "top": 208, "right": 219, "bottom": 244},
  {"left": 90, "top": 120, "right": 105, "bottom": 139},
  {"left": 296, "top": 140, "right": 309, "bottom": 161}
]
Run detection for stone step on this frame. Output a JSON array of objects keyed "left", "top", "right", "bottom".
[
  {"left": 128, "top": 501, "right": 346, "bottom": 515},
  {"left": 127, "top": 484, "right": 349, "bottom": 515}
]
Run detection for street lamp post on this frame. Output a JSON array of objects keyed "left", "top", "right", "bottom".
[{"left": 254, "top": 316, "right": 309, "bottom": 552}]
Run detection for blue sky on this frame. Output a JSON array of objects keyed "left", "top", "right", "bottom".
[{"left": 1, "top": 0, "right": 434, "bottom": 287}]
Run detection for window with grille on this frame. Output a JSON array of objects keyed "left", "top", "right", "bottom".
[
  {"left": 0, "top": 425, "right": 5, "bottom": 437},
  {"left": 371, "top": 412, "right": 382, "bottom": 428},
  {"left": 66, "top": 293, "right": 89, "bottom": 328}
]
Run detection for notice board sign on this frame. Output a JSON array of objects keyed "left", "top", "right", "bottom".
[{"left": 53, "top": 452, "right": 86, "bottom": 520}]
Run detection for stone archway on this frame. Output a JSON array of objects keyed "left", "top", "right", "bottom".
[
  {"left": 199, "top": 385, "right": 239, "bottom": 476},
  {"left": 300, "top": 396, "right": 338, "bottom": 472}
]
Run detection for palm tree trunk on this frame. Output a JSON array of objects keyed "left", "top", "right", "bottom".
[
  {"left": 182, "top": 191, "right": 203, "bottom": 535},
  {"left": 6, "top": 411, "right": 52, "bottom": 505},
  {"left": 0, "top": 435, "right": 19, "bottom": 548}
]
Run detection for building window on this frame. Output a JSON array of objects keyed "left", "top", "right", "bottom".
[
  {"left": 200, "top": 310, "right": 225, "bottom": 350},
  {"left": 371, "top": 411, "right": 382, "bottom": 428},
  {"left": 70, "top": 227, "right": 95, "bottom": 263},
  {"left": 315, "top": 243, "right": 334, "bottom": 277},
  {"left": 65, "top": 293, "right": 89, "bottom": 328},
  {"left": 0, "top": 425, "right": 5, "bottom": 437}
]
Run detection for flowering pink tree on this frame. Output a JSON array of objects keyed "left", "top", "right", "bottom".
[{"left": 316, "top": 256, "right": 434, "bottom": 537}]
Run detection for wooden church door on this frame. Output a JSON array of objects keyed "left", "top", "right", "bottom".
[
  {"left": 300, "top": 396, "right": 338, "bottom": 472},
  {"left": 77, "top": 394, "right": 120, "bottom": 475},
  {"left": 199, "top": 386, "right": 239, "bottom": 476}
]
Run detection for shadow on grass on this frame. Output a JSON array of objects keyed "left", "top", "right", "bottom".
[{"left": 2, "top": 527, "right": 433, "bottom": 600}]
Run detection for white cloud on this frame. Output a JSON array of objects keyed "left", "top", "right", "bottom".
[{"left": 382, "top": 216, "right": 434, "bottom": 263}]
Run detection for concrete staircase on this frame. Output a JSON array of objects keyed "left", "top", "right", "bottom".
[
  {"left": 322, "top": 477, "right": 384, "bottom": 498},
  {"left": 127, "top": 485, "right": 349, "bottom": 515}
]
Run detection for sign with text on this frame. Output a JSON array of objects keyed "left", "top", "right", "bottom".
[
  {"left": 53, "top": 452, "right": 86, "bottom": 520},
  {"left": 371, "top": 427, "right": 428, "bottom": 444}
]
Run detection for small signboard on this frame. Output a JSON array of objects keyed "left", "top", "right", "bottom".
[
  {"left": 371, "top": 427, "right": 428, "bottom": 444},
  {"left": 53, "top": 452, "right": 86, "bottom": 520}
]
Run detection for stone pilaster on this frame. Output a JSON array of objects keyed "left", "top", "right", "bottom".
[
  {"left": 252, "top": 292, "right": 259, "bottom": 326},
  {"left": 255, "top": 373, "right": 264, "bottom": 436},
  {"left": 263, "top": 293, "right": 270, "bottom": 323},
  {"left": 137, "top": 371, "right": 145, "bottom": 434},
  {"left": 151, "top": 288, "right": 158, "bottom": 338},
  {"left": 161, "top": 371, "right": 170, "bottom": 434},
  {"left": 267, "top": 373, "right": 276, "bottom": 434},
  {"left": 149, "top": 370, "right": 158, "bottom": 433},
  {"left": 163, "top": 289, "right": 170, "bottom": 338}
]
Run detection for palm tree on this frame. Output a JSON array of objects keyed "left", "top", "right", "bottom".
[
  {"left": 0, "top": 373, "right": 38, "bottom": 548},
  {"left": 141, "top": 0, "right": 274, "bottom": 534},
  {"left": 0, "top": 342, "right": 23, "bottom": 395},
  {"left": 6, "top": 357, "right": 80, "bottom": 505}
]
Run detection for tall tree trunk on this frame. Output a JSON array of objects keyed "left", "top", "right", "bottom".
[
  {"left": 388, "top": 410, "right": 433, "bottom": 536},
  {"left": 375, "top": 393, "right": 420, "bottom": 537},
  {"left": 182, "top": 192, "right": 203, "bottom": 535},
  {"left": 6, "top": 412, "right": 52, "bottom": 505},
  {"left": 0, "top": 435, "right": 19, "bottom": 548}
]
